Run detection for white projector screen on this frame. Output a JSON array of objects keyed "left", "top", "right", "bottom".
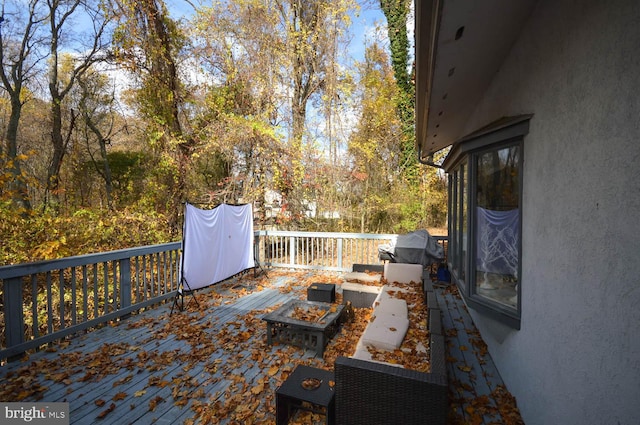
[{"left": 181, "top": 203, "right": 255, "bottom": 290}]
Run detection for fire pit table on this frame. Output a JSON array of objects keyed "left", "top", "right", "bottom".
[{"left": 263, "top": 299, "right": 345, "bottom": 356}]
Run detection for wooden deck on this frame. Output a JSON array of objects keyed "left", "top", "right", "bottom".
[
  {"left": 0, "top": 269, "right": 521, "bottom": 424},
  {"left": 436, "top": 284, "right": 523, "bottom": 424}
]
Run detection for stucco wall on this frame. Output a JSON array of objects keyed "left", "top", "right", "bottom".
[{"left": 461, "top": 0, "right": 640, "bottom": 424}]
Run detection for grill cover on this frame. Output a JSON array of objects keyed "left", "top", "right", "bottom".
[{"left": 379, "top": 230, "right": 444, "bottom": 267}]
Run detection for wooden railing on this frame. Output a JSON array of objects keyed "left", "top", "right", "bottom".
[
  {"left": 255, "top": 230, "right": 398, "bottom": 271},
  {"left": 1, "top": 232, "right": 447, "bottom": 362},
  {"left": 0, "top": 243, "right": 181, "bottom": 361}
]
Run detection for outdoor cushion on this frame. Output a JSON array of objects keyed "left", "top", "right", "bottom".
[
  {"left": 384, "top": 263, "right": 423, "bottom": 284},
  {"left": 373, "top": 295, "right": 408, "bottom": 319},
  {"left": 360, "top": 314, "right": 409, "bottom": 351},
  {"left": 352, "top": 339, "right": 373, "bottom": 361},
  {"left": 343, "top": 271, "right": 381, "bottom": 284},
  {"left": 351, "top": 341, "right": 404, "bottom": 368},
  {"left": 342, "top": 282, "right": 381, "bottom": 294}
]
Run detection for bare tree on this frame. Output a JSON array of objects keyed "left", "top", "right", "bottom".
[
  {"left": 44, "top": 0, "right": 111, "bottom": 209},
  {"left": 0, "top": 0, "right": 48, "bottom": 210},
  {"left": 274, "top": 0, "right": 356, "bottom": 220},
  {"left": 75, "top": 68, "right": 117, "bottom": 209}
]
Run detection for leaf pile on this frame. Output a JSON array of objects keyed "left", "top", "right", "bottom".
[{"left": 289, "top": 304, "right": 337, "bottom": 323}]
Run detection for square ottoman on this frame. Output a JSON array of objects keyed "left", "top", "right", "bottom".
[{"left": 307, "top": 283, "right": 336, "bottom": 303}]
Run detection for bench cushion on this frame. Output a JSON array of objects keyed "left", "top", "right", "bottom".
[
  {"left": 351, "top": 342, "right": 405, "bottom": 368},
  {"left": 342, "top": 282, "right": 381, "bottom": 294},
  {"left": 361, "top": 314, "right": 409, "bottom": 351},
  {"left": 344, "top": 271, "right": 381, "bottom": 284},
  {"left": 384, "top": 263, "right": 423, "bottom": 284},
  {"left": 373, "top": 295, "right": 408, "bottom": 319}
]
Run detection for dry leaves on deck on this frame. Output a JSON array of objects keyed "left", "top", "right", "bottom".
[
  {"left": 1, "top": 270, "right": 524, "bottom": 425},
  {"left": 0, "top": 271, "right": 361, "bottom": 424},
  {"left": 442, "top": 284, "right": 525, "bottom": 425}
]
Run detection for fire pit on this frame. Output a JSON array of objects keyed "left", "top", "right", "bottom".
[{"left": 263, "top": 299, "right": 345, "bottom": 356}]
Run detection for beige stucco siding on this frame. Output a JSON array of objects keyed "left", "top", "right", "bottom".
[{"left": 459, "top": 0, "right": 640, "bottom": 424}]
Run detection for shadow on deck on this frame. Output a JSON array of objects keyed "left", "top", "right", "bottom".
[{"left": 0, "top": 270, "right": 523, "bottom": 424}]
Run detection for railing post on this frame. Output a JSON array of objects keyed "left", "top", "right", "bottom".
[
  {"left": 254, "top": 232, "right": 261, "bottom": 267},
  {"left": 120, "top": 258, "right": 132, "bottom": 312},
  {"left": 289, "top": 236, "right": 296, "bottom": 266},
  {"left": 337, "top": 238, "right": 343, "bottom": 270},
  {"left": 3, "top": 277, "right": 25, "bottom": 356}
]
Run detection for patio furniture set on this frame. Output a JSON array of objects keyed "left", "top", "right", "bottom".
[{"left": 266, "top": 263, "right": 448, "bottom": 425}]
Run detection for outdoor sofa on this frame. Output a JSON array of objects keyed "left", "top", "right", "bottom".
[{"left": 334, "top": 263, "right": 448, "bottom": 425}]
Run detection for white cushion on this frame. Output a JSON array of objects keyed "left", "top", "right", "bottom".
[
  {"left": 344, "top": 271, "right": 381, "bottom": 284},
  {"left": 341, "top": 282, "right": 381, "bottom": 294},
  {"left": 360, "top": 314, "right": 409, "bottom": 351},
  {"left": 384, "top": 263, "right": 423, "bottom": 284},
  {"left": 351, "top": 344, "right": 404, "bottom": 368},
  {"left": 373, "top": 296, "right": 408, "bottom": 319},
  {"left": 352, "top": 339, "right": 373, "bottom": 361}
]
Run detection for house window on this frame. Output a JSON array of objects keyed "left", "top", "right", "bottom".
[
  {"left": 474, "top": 145, "right": 520, "bottom": 309},
  {"left": 460, "top": 165, "right": 468, "bottom": 285},
  {"left": 448, "top": 165, "right": 468, "bottom": 290},
  {"left": 448, "top": 172, "right": 458, "bottom": 277},
  {"left": 443, "top": 116, "right": 529, "bottom": 329}
]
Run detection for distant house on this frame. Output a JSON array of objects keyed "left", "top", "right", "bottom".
[
  {"left": 415, "top": 1, "right": 640, "bottom": 424},
  {"left": 262, "top": 190, "right": 340, "bottom": 221}
]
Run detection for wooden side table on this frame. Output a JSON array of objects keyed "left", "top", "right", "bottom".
[{"left": 276, "top": 365, "right": 335, "bottom": 425}]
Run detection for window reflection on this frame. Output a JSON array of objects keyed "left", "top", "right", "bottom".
[
  {"left": 474, "top": 146, "right": 520, "bottom": 308},
  {"left": 460, "top": 165, "right": 467, "bottom": 283}
]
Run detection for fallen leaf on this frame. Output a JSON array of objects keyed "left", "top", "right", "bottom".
[
  {"left": 16, "top": 391, "right": 30, "bottom": 401},
  {"left": 96, "top": 403, "right": 115, "bottom": 419},
  {"left": 251, "top": 383, "right": 264, "bottom": 395},
  {"left": 149, "top": 396, "right": 164, "bottom": 411}
]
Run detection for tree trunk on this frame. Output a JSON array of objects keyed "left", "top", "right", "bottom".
[
  {"left": 46, "top": 97, "right": 65, "bottom": 207},
  {"left": 83, "top": 113, "right": 114, "bottom": 209},
  {"left": 5, "top": 97, "right": 31, "bottom": 210}
]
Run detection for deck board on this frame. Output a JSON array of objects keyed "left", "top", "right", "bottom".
[{"left": 435, "top": 284, "right": 511, "bottom": 424}]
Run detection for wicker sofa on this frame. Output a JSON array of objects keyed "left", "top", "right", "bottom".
[{"left": 334, "top": 264, "right": 448, "bottom": 425}]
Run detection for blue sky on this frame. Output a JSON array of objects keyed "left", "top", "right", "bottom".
[{"left": 347, "top": 1, "right": 389, "bottom": 62}]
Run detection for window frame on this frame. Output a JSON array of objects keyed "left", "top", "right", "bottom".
[{"left": 443, "top": 116, "right": 531, "bottom": 329}]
